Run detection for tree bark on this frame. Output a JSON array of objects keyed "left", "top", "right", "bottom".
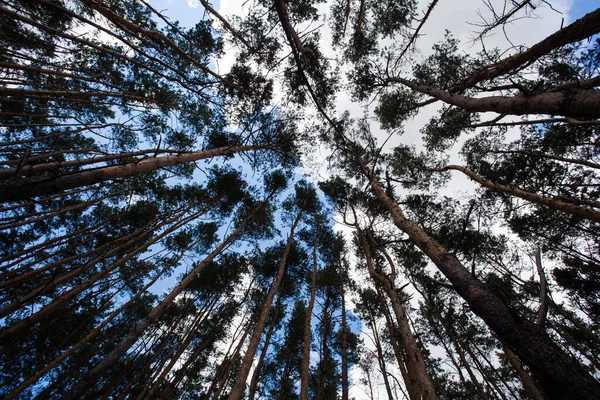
[
  {"left": 358, "top": 229, "right": 437, "bottom": 400},
  {"left": 0, "top": 145, "right": 270, "bottom": 202},
  {"left": 393, "top": 77, "right": 600, "bottom": 119},
  {"left": 227, "top": 211, "right": 303, "bottom": 400},
  {"left": 358, "top": 159, "right": 600, "bottom": 399}
]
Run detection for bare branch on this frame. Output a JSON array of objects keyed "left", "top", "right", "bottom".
[{"left": 535, "top": 247, "right": 549, "bottom": 327}]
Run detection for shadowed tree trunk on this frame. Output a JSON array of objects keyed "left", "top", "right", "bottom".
[
  {"left": 64, "top": 199, "right": 267, "bottom": 400},
  {"left": 504, "top": 344, "right": 545, "bottom": 400},
  {"left": 357, "top": 157, "right": 600, "bottom": 399}
]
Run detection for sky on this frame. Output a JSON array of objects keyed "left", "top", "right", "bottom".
[{"left": 147, "top": 0, "right": 596, "bottom": 397}]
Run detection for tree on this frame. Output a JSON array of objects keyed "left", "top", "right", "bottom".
[{"left": 3, "top": 0, "right": 600, "bottom": 398}]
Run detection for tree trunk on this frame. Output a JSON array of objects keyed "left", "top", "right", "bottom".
[
  {"left": 64, "top": 200, "right": 264, "bottom": 400},
  {"left": 300, "top": 236, "right": 318, "bottom": 400},
  {"left": 376, "top": 287, "right": 413, "bottom": 397},
  {"left": 358, "top": 229, "right": 437, "bottom": 400},
  {"left": 0, "top": 144, "right": 270, "bottom": 202},
  {"left": 316, "top": 294, "right": 332, "bottom": 400},
  {"left": 439, "top": 311, "right": 489, "bottom": 400},
  {"left": 424, "top": 164, "right": 600, "bottom": 222},
  {"left": 359, "top": 160, "right": 600, "bottom": 399},
  {"left": 457, "top": 8, "right": 600, "bottom": 89},
  {"left": 227, "top": 211, "right": 303, "bottom": 400},
  {"left": 393, "top": 77, "right": 600, "bottom": 119},
  {"left": 503, "top": 344, "right": 545, "bottom": 400},
  {"left": 248, "top": 297, "right": 281, "bottom": 400},
  {"left": 369, "top": 316, "right": 395, "bottom": 400},
  {"left": 339, "top": 266, "right": 350, "bottom": 400}
]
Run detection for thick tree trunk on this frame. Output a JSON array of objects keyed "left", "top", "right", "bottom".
[
  {"left": 393, "top": 77, "right": 600, "bottom": 119},
  {"left": 227, "top": 211, "right": 303, "bottom": 400},
  {"left": 359, "top": 160, "right": 600, "bottom": 399},
  {"left": 300, "top": 237, "right": 318, "bottom": 400},
  {"left": 0, "top": 144, "right": 269, "bottom": 202}
]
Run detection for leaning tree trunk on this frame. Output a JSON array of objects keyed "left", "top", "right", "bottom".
[
  {"left": 64, "top": 199, "right": 266, "bottom": 400},
  {"left": 227, "top": 211, "right": 303, "bottom": 400},
  {"left": 358, "top": 159, "right": 600, "bottom": 399},
  {"left": 369, "top": 314, "right": 396, "bottom": 400},
  {"left": 503, "top": 344, "right": 545, "bottom": 400},
  {"left": 423, "top": 164, "right": 600, "bottom": 222},
  {"left": 248, "top": 297, "right": 281, "bottom": 400},
  {"left": 0, "top": 144, "right": 271, "bottom": 202},
  {"left": 358, "top": 229, "right": 437, "bottom": 400},
  {"left": 376, "top": 287, "right": 413, "bottom": 397}
]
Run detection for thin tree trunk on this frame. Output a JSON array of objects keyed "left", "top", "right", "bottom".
[
  {"left": 359, "top": 159, "right": 600, "bottom": 399},
  {"left": 247, "top": 302, "right": 279, "bottom": 400},
  {"left": 358, "top": 228, "right": 436, "bottom": 400},
  {"left": 0, "top": 206, "right": 200, "bottom": 339},
  {"left": 161, "top": 329, "right": 220, "bottom": 399},
  {"left": 503, "top": 344, "right": 545, "bottom": 400},
  {"left": 377, "top": 288, "right": 413, "bottom": 397},
  {"left": 64, "top": 199, "right": 265, "bottom": 400},
  {"left": 473, "top": 342, "right": 520, "bottom": 399},
  {"left": 316, "top": 295, "right": 332, "bottom": 400},
  {"left": 340, "top": 266, "right": 350, "bottom": 400},
  {"left": 210, "top": 320, "right": 253, "bottom": 399},
  {"left": 300, "top": 236, "right": 318, "bottom": 400},
  {"left": 3, "top": 257, "right": 177, "bottom": 400},
  {"left": 463, "top": 340, "right": 506, "bottom": 400},
  {"left": 441, "top": 314, "right": 489, "bottom": 400},
  {"left": 369, "top": 317, "right": 395, "bottom": 400},
  {"left": 227, "top": 211, "right": 303, "bottom": 400}
]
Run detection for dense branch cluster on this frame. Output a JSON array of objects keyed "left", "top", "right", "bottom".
[{"left": 1, "top": 0, "right": 599, "bottom": 399}]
